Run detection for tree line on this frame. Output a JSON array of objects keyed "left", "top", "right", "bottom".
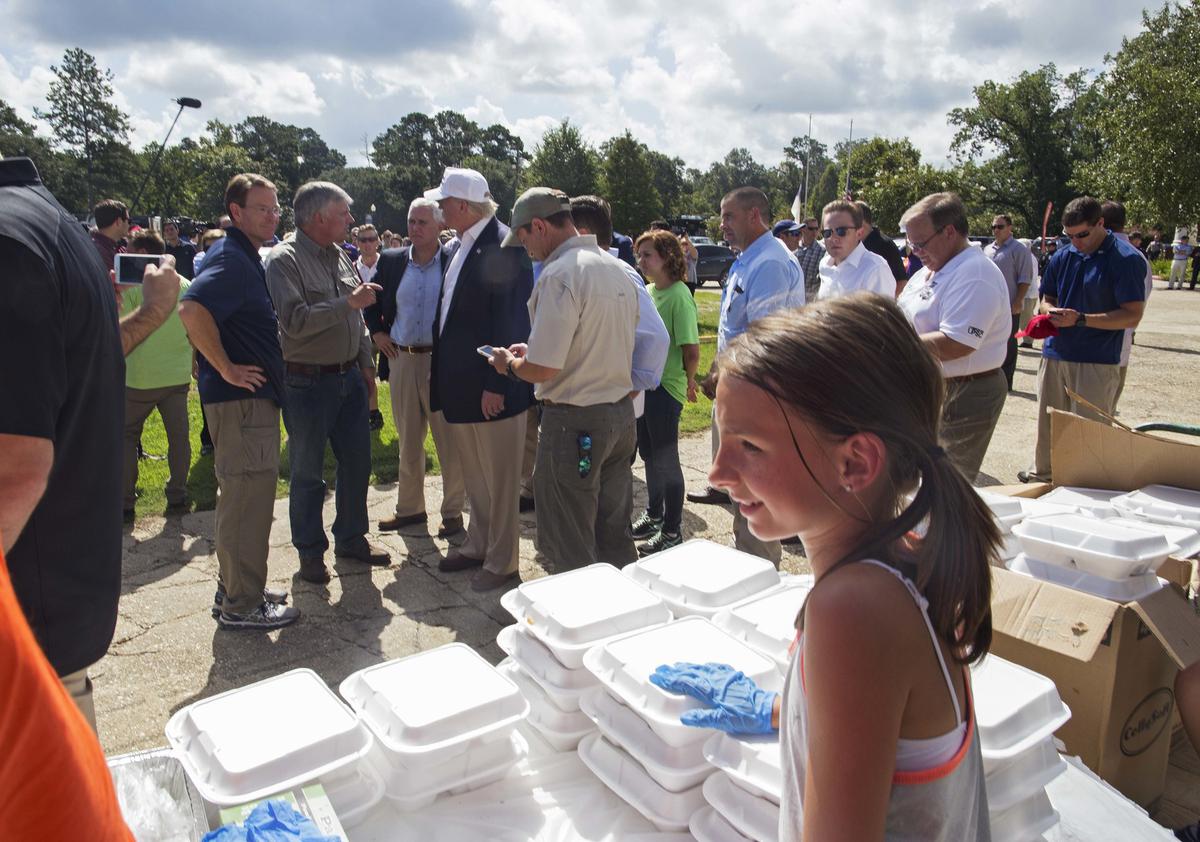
[{"left": 2, "top": 3, "right": 1196, "bottom": 237}]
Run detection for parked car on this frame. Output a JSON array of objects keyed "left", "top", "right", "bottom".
[
  {"left": 695, "top": 243, "right": 735, "bottom": 288},
  {"left": 690, "top": 236, "right": 714, "bottom": 245}
]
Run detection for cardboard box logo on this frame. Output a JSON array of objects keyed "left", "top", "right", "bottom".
[{"left": 1121, "top": 688, "right": 1174, "bottom": 757}]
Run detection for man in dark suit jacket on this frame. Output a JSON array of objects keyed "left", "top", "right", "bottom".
[
  {"left": 426, "top": 167, "right": 534, "bottom": 591},
  {"left": 363, "top": 198, "right": 465, "bottom": 539}
]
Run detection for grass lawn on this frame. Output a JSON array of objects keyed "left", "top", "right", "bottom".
[{"left": 131, "top": 288, "right": 724, "bottom": 518}]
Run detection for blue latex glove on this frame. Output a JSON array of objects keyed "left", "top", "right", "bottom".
[
  {"left": 202, "top": 799, "right": 341, "bottom": 842},
  {"left": 650, "top": 661, "right": 778, "bottom": 735}
]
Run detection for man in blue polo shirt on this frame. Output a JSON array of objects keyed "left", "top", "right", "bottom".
[
  {"left": 692, "top": 186, "right": 804, "bottom": 565},
  {"left": 179, "top": 173, "right": 297, "bottom": 630},
  {"left": 1020, "top": 196, "right": 1146, "bottom": 483}
]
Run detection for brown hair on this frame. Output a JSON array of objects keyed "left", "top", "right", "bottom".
[
  {"left": 722, "top": 186, "right": 770, "bottom": 221},
  {"left": 719, "top": 294, "right": 997, "bottom": 664},
  {"left": 224, "top": 173, "right": 276, "bottom": 218},
  {"left": 93, "top": 199, "right": 128, "bottom": 229},
  {"left": 356, "top": 223, "right": 378, "bottom": 239},
  {"left": 1062, "top": 196, "right": 1102, "bottom": 227},
  {"left": 822, "top": 199, "right": 863, "bottom": 227},
  {"left": 635, "top": 229, "right": 687, "bottom": 284},
  {"left": 199, "top": 228, "right": 226, "bottom": 250},
  {"left": 128, "top": 229, "right": 165, "bottom": 255},
  {"left": 901, "top": 192, "right": 969, "bottom": 236},
  {"left": 570, "top": 195, "right": 614, "bottom": 248}
]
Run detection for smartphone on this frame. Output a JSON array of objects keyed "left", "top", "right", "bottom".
[
  {"left": 114, "top": 253, "right": 164, "bottom": 284},
  {"left": 477, "top": 345, "right": 496, "bottom": 359}
]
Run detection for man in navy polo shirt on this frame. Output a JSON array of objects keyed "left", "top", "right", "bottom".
[
  {"left": 179, "top": 173, "right": 298, "bottom": 630},
  {"left": 1020, "top": 196, "right": 1146, "bottom": 483}
]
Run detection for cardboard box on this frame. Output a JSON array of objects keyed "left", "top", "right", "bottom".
[{"left": 988, "top": 409, "right": 1200, "bottom": 808}]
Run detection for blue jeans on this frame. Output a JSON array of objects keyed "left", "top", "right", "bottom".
[
  {"left": 636, "top": 386, "right": 684, "bottom": 534},
  {"left": 281, "top": 368, "right": 371, "bottom": 558}
]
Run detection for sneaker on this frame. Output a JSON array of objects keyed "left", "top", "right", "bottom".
[
  {"left": 368, "top": 409, "right": 384, "bottom": 431},
  {"left": 217, "top": 601, "right": 300, "bottom": 630},
  {"left": 631, "top": 512, "right": 663, "bottom": 540},
  {"left": 212, "top": 584, "right": 289, "bottom": 618},
  {"left": 637, "top": 530, "right": 682, "bottom": 557},
  {"left": 686, "top": 486, "right": 731, "bottom": 505}
]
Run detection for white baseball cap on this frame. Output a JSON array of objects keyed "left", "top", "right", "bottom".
[{"left": 423, "top": 167, "right": 491, "bottom": 203}]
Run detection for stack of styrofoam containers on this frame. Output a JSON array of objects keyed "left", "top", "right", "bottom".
[
  {"left": 1111, "top": 484, "right": 1200, "bottom": 558},
  {"left": 691, "top": 733, "right": 783, "bottom": 842},
  {"left": 496, "top": 563, "right": 673, "bottom": 751},
  {"left": 623, "top": 539, "right": 783, "bottom": 619},
  {"left": 338, "top": 643, "right": 531, "bottom": 812},
  {"left": 713, "top": 577, "right": 813, "bottom": 672},
  {"left": 978, "top": 489, "right": 1030, "bottom": 562},
  {"left": 580, "top": 616, "right": 783, "bottom": 832},
  {"left": 972, "top": 654, "right": 1071, "bottom": 842},
  {"left": 165, "top": 669, "right": 383, "bottom": 829}
]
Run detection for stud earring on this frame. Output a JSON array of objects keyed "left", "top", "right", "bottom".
[{"left": 842, "top": 483, "right": 853, "bottom": 493}]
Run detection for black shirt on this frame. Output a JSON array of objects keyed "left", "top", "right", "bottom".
[
  {"left": 863, "top": 227, "right": 907, "bottom": 282},
  {"left": 166, "top": 240, "right": 197, "bottom": 279},
  {"left": 0, "top": 157, "right": 125, "bottom": 675}
]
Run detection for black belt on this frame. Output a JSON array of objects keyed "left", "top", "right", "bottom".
[
  {"left": 285, "top": 359, "right": 358, "bottom": 376},
  {"left": 946, "top": 368, "right": 1001, "bottom": 383}
]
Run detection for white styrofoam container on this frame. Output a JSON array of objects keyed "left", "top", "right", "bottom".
[
  {"left": 321, "top": 751, "right": 387, "bottom": 826},
  {"left": 983, "top": 736, "right": 1068, "bottom": 812},
  {"left": 1111, "top": 484, "right": 1200, "bottom": 532},
  {"left": 367, "top": 730, "right": 526, "bottom": 812},
  {"left": 998, "top": 532, "right": 1023, "bottom": 562},
  {"left": 971, "top": 655, "right": 1071, "bottom": 760},
  {"left": 576, "top": 732, "right": 707, "bottom": 832},
  {"left": 989, "top": 787, "right": 1059, "bottom": 842},
  {"left": 582, "top": 616, "right": 782, "bottom": 748},
  {"left": 165, "top": 668, "right": 374, "bottom": 806},
  {"left": 690, "top": 805, "right": 754, "bottom": 842},
  {"left": 1011, "top": 513, "right": 1177, "bottom": 579},
  {"left": 624, "top": 539, "right": 781, "bottom": 618},
  {"left": 1036, "top": 486, "right": 1122, "bottom": 519},
  {"left": 977, "top": 489, "right": 1027, "bottom": 534},
  {"left": 499, "top": 563, "right": 673, "bottom": 669},
  {"left": 1018, "top": 497, "right": 1081, "bottom": 519},
  {"left": 703, "top": 732, "right": 784, "bottom": 805},
  {"left": 498, "top": 660, "right": 593, "bottom": 752},
  {"left": 496, "top": 625, "right": 596, "bottom": 712},
  {"left": 712, "top": 578, "right": 812, "bottom": 671},
  {"left": 703, "top": 770, "right": 781, "bottom": 842},
  {"left": 339, "top": 643, "right": 528, "bottom": 768},
  {"left": 1007, "top": 553, "right": 1165, "bottom": 603},
  {"left": 579, "top": 687, "right": 711, "bottom": 792},
  {"left": 1103, "top": 516, "right": 1200, "bottom": 559}
]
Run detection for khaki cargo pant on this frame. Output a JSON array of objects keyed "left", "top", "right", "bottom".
[
  {"left": 1030, "top": 357, "right": 1121, "bottom": 480},
  {"left": 123, "top": 383, "right": 191, "bottom": 509}
]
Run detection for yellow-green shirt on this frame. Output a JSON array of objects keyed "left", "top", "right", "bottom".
[
  {"left": 119, "top": 280, "right": 193, "bottom": 390},
  {"left": 650, "top": 281, "right": 699, "bottom": 406}
]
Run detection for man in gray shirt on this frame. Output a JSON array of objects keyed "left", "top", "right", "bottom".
[
  {"left": 794, "top": 216, "right": 825, "bottom": 302},
  {"left": 983, "top": 214, "right": 1035, "bottom": 390},
  {"left": 265, "top": 181, "right": 390, "bottom": 584}
]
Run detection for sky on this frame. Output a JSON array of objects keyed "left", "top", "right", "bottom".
[{"left": 0, "top": 0, "right": 1153, "bottom": 173}]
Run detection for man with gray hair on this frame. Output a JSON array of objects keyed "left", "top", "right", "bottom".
[{"left": 265, "top": 181, "right": 391, "bottom": 585}]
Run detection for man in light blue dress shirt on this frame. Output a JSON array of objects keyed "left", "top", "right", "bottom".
[{"left": 695, "top": 187, "right": 804, "bottom": 566}]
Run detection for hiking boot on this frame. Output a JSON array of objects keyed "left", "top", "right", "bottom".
[
  {"left": 686, "top": 486, "right": 731, "bottom": 505},
  {"left": 368, "top": 409, "right": 385, "bottom": 431},
  {"left": 217, "top": 601, "right": 300, "bottom": 630},
  {"left": 631, "top": 512, "right": 663, "bottom": 541},
  {"left": 637, "top": 530, "right": 683, "bottom": 557},
  {"left": 212, "top": 584, "right": 289, "bottom": 619}
]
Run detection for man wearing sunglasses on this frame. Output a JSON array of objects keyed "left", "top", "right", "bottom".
[
  {"left": 794, "top": 216, "right": 825, "bottom": 301},
  {"left": 1019, "top": 196, "right": 1147, "bottom": 484},
  {"left": 816, "top": 199, "right": 894, "bottom": 302},
  {"left": 983, "top": 215, "right": 1036, "bottom": 390},
  {"left": 354, "top": 224, "right": 385, "bottom": 430}
]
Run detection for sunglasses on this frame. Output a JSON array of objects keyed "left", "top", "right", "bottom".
[
  {"left": 358, "top": 236, "right": 379, "bottom": 242},
  {"left": 577, "top": 433, "right": 592, "bottom": 478},
  {"left": 991, "top": 223, "right": 1008, "bottom": 230},
  {"left": 821, "top": 226, "right": 854, "bottom": 238},
  {"left": 1061, "top": 228, "right": 1094, "bottom": 241}
]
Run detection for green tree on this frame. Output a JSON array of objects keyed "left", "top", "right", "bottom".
[
  {"left": 783, "top": 136, "right": 830, "bottom": 217},
  {"left": 319, "top": 165, "right": 405, "bottom": 233},
  {"left": 220, "top": 116, "right": 346, "bottom": 208},
  {"left": 1077, "top": 2, "right": 1200, "bottom": 225},
  {"left": 34, "top": 47, "right": 131, "bottom": 211},
  {"left": 524, "top": 119, "right": 599, "bottom": 197},
  {"left": 600, "top": 131, "right": 661, "bottom": 235},
  {"left": 646, "top": 150, "right": 687, "bottom": 218}
]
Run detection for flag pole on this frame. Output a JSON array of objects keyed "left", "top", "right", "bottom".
[
  {"left": 844, "top": 119, "right": 854, "bottom": 198},
  {"left": 801, "top": 113, "right": 812, "bottom": 216}
]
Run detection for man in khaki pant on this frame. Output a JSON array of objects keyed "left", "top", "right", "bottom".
[{"left": 179, "top": 173, "right": 297, "bottom": 630}]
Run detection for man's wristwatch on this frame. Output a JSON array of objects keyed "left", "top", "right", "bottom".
[
  {"left": 1076, "top": 313, "right": 1088, "bottom": 327},
  {"left": 506, "top": 358, "right": 521, "bottom": 382}
]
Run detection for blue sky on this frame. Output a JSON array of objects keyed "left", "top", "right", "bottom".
[{"left": 0, "top": 0, "right": 1152, "bottom": 170}]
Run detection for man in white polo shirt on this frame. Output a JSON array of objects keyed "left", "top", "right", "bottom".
[
  {"left": 816, "top": 199, "right": 895, "bottom": 301},
  {"left": 898, "top": 192, "right": 1010, "bottom": 483}
]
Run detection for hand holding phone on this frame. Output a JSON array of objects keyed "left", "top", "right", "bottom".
[
  {"left": 477, "top": 345, "right": 496, "bottom": 359},
  {"left": 114, "top": 253, "right": 165, "bottom": 285}
]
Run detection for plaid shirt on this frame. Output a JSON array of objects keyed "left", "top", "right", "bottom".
[{"left": 794, "top": 241, "right": 825, "bottom": 300}]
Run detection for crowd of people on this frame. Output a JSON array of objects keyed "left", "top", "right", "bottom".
[{"left": 0, "top": 142, "right": 1189, "bottom": 838}]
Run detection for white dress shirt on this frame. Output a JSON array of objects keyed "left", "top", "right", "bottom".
[
  {"left": 817, "top": 241, "right": 895, "bottom": 300},
  {"left": 440, "top": 215, "right": 492, "bottom": 335},
  {"left": 355, "top": 255, "right": 378, "bottom": 285}
]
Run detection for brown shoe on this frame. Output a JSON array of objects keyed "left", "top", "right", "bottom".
[
  {"left": 298, "top": 555, "right": 331, "bottom": 584},
  {"left": 335, "top": 540, "right": 392, "bottom": 567},
  {"left": 471, "top": 569, "right": 519, "bottom": 592},
  {"left": 437, "top": 516, "right": 465, "bottom": 538},
  {"left": 439, "top": 551, "right": 485, "bottom": 572},
  {"left": 378, "top": 512, "right": 428, "bottom": 531}
]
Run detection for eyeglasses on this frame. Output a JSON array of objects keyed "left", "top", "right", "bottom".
[
  {"left": 1061, "top": 227, "right": 1094, "bottom": 241},
  {"left": 358, "top": 236, "right": 378, "bottom": 242},
  {"left": 247, "top": 204, "right": 283, "bottom": 216},
  {"left": 991, "top": 223, "right": 1008, "bottom": 230},
  {"left": 907, "top": 224, "right": 949, "bottom": 252},
  {"left": 577, "top": 433, "right": 592, "bottom": 478},
  {"left": 821, "top": 226, "right": 853, "bottom": 238}
]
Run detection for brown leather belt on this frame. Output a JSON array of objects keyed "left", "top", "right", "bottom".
[
  {"left": 396, "top": 345, "right": 432, "bottom": 354},
  {"left": 946, "top": 368, "right": 1002, "bottom": 383},
  {"left": 285, "top": 359, "right": 358, "bottom": 376}
]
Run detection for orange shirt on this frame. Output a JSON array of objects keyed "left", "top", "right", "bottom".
[{"left": 0, "top": 546, "right": 133, "bottom": 840}]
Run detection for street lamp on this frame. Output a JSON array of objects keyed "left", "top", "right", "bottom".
[
  {"left": 368, "top": 203, "right": 376, "bottom": 224},
  {"left": 132, "top": 96, "right": 202, "bottom": 213}
]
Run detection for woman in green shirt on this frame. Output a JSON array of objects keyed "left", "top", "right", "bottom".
[{"left": 632, "top": 230, "right": 700, "bottom": 554}]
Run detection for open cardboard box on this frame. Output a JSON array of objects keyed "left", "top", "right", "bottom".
[{"left": 987, "top": 409, "right": 1200, "bottom": 808}]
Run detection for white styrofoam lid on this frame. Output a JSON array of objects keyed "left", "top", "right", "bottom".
[
  {"left": 1012, "top": 513, "right": 1176, "bottom": 577},
  {"left": 1007, "top": 554, "right": 1166, "bottom": 604},
  {"left": 501, "top": 563, "right": 672, "bottom": 650},
  {"left": 983, "top": 735, "right": 1067, "bottom": 812},
  {"left": 577, "top": 732, "right": 707, "bottom": 831},
  {"left": 497, "top": 660, "right": 593, "bottom": 740},
  {"left": 989, "top": 786, "right": 1059, "bottom": 842},
  {"left": 339, "top": 644, "right": 528, "bottom": 755},
  {"left": 712, "top": 579, "right": 811, "bottom": 669},
  {"left": 702, "top": 770, "right": 781, "bottom": 842},
  {"left": 583, "top": 616, "right": 781, "bottom": 733},
  {"left": 1017, "top": 497, "right": 1080, "bottom": 519},
  {"left": 165, "top": 668, "right": 372, "bottom": 805},
  {"left": 496, "top": 625, "right": 599, "bottom": 700},
  {"left": 1112, "top": 484, "right": 1200, "bottom": 529},
  {"left": 1103, "top": 516, "right": 1200, "bottom": 559},
  {"left": 624, "top": 540, "right": 781, "bottom": 615},
  {"left": 971, "top": 655, "right": 1071, "bottom": 759},
  {"left": 702, "top": 732, "right": 784, "bottom": 804},
  {"left": 976, "top": 489, "right": 1026, "bottom": 531},
  {"left": 1037, "top": 486, "right": 1121, "bottom": 517},
  {"left": 690, "top": 805, "right": 754, "bottom": 842}
]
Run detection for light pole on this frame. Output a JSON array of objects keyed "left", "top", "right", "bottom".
[{"left": 132, "top": 97, "right": 201, "bottom": 214}]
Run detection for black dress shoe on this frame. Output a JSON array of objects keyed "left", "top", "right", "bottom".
[
  {"left": 378, "top": 512, "right": 428, "bottom": 531},
  {"left": 437, "top": 516, "right": 465, "bottom": 538},
  {"left": 519, "top": 496, "right": 535, "bottom": 513},
  {"left": 368, "top": 409, "right": 384, "bottom": 431},
  {"left": 335, "top": 540, "right": 392, "bottom": 566},
  {"left": 686, "top": 486, "right": 731, "bottom": 505},
  {"left": 439, "top": 551, "right": 485, "bottom": 572}
]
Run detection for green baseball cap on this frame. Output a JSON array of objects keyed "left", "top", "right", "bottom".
[{"left": 501, "top": 187, "right": 573, "bottom": 247}]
